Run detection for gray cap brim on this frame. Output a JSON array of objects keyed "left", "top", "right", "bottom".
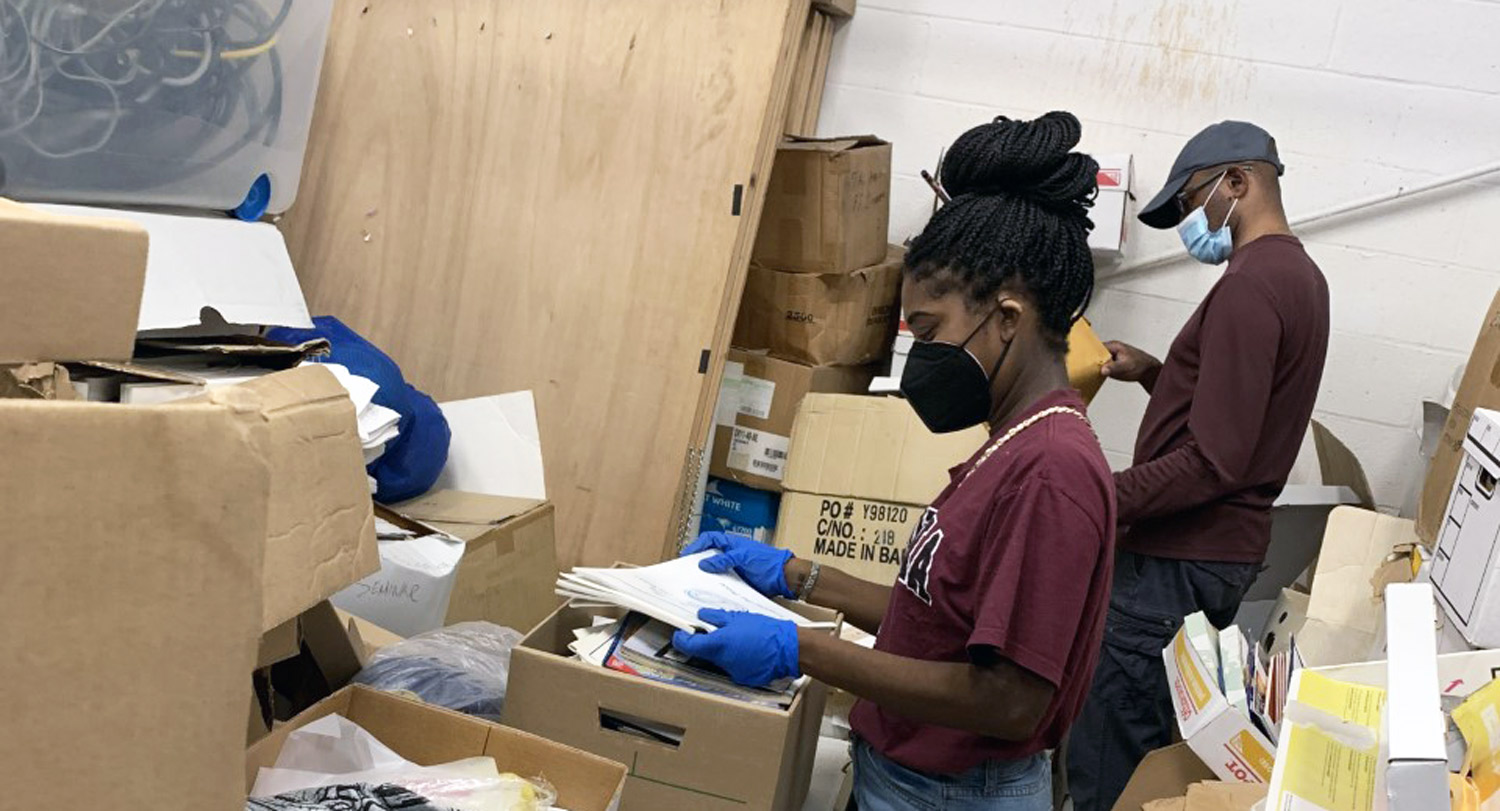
[{"left": 1137, "top": 167, "right": 1195, "bottom": 230}]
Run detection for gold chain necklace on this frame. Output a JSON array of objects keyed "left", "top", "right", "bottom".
[{"left": 958, "top": 406, "right": 1091, "bottom": 487}]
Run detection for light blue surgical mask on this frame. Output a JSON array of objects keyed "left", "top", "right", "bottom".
[{"left": 1177, "top": 172, "right": 1238, "bottom": 265}]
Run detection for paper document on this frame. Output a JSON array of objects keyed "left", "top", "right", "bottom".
[
  {"left": 556, "top": 553, "right": 833, "bottom": 632},
  {"left": 1268, "top": 671, "right": 1388, "bottom": 811}
]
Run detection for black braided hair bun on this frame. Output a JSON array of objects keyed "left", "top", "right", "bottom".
[{"left": 907, "top": 111, "right": 1099, "bottom": 345}]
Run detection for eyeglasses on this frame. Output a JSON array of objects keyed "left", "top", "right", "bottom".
[{"left": 1174, "top": 165, "right": 1252, "bottom": 219}]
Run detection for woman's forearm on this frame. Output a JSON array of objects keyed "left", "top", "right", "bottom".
[{"left": 786, "top": 558, "right": 891, "bottom": 634}]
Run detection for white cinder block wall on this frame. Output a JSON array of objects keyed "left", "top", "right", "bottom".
[{"left": 817, "top": 0, "right": 1500, "bottom": 513}]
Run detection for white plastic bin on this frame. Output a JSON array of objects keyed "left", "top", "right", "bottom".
[{"left": 0, "top": 0, "right": 334, "bottom": 216}]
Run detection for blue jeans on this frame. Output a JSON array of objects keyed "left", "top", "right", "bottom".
[{"left": 851, "top": 735, "right": 1051, "bottom": 811}]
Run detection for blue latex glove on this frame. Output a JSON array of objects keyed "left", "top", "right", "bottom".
[
  {"left": 682, "top": 531, "right": 796, "bottom": 599},
  {"left": 671, "top": 609, "right": 800, "bottom": 688}
]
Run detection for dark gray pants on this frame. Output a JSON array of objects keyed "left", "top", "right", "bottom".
[{"left": 1065, "top": 550, "right": 1260, "bottom": 811}]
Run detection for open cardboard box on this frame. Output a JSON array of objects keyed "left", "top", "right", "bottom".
[
  {"left": 247, "top": 686, "right": 628, "bottom": 811},
  {"left": 505, "top": 600, "right": 837, "bottom": 810}
]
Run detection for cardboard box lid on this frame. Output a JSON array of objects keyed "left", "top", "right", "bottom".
[
  {"left": 203, "top": 365, "right": 380, "bottom": 631},
  {"left": 4, "top": 397, "right": 269, "bottom": 810},
  {"left": 782, "top": 393, "right": 987, "bottom": 505},
  {"left": 1112, "top": 743, "right": 1216, "bottom": 811},
  {"left": 37, "top": 203, "right": 314, "bottom": 332},
  {"left": 1298, "top": 507, "right": 1418, "bottom": 667},
  {"left": 1421, "top": 289, "right": 1500, "bottom": 545},
  {"left": 247, "top": 685, "right": 627, "bottom": 811},
  {"left": 0, "top": 198, "right": 148, "bottom": 363},
  {"left": 781, "top": 134, "right": 889, "bottom": 152},
  {"left": 393, "top": 489, "right": 546, "bottom": 538}
]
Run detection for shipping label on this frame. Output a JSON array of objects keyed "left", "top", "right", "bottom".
[{"left": 727, "top": 426, "right": 790, "bottom": 481}]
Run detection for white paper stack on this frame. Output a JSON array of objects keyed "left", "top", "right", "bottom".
[
  {"left": 556, "top": 552, "right": 833, "bottom": 633},
  {"left": 315, "top": 363, "right": 401, "bottom": 469}
]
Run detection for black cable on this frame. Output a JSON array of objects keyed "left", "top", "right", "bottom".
[{"left": 0, "top": 0, "right": 291, "bottom": 196}]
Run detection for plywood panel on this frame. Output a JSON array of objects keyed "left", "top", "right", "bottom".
[{"left": 282, "top": 0, "right": 807, "bottom": 568}]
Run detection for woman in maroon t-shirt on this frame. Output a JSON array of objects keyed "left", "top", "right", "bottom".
[{"left": 674, "top": 112, "right": 1117, "bottom": 810}]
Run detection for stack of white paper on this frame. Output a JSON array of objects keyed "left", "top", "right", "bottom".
[{"left": 556, "top": 552, "right": 833, "bottom": 633}]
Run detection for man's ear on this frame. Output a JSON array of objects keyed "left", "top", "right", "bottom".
[{"left": 1225, "top": 165, "right": 1252, "bottom": 198}]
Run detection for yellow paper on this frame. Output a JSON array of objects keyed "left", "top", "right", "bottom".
[
  {"left": 1295, "top": 671, "right": 1386, "bottom": 731},
  {"left": 1272, "top": 674, "right": 1388, "bottom": 811},
  {"left": 1454, "top": 677, "right": 1500, "bottom": 801},
  {"left": 1277, "top": 723, "right": 1381, "bottom": 811}
]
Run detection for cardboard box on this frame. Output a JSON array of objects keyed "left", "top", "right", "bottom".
[
  {"left": 395, "top": 490, "right": 563, "bottom": 634},
  {"left": 505, "top": 601, "right": 835, "bottom": 810},
  {"left": 1113, "top": 743, "right": 1216, "bottom": 811},
  {"left": 3, "top": 397, "right": 269, "bottom": 810},
  {"left": 1259, "top": 587, "right": 1309, "bottom": 657},
  {"left": 247, "top": 685, "right": 628, "bottom": 811},
  {"left": 0, "top": 197, "right": 148, "bottom": 362},
  {"left": 1432, "top": 407, "right": 1500, "bottom": 647},
  {"left": 202, "top": 366, "right": 381, "bottom": 631},
  {"left": 776, "top": 394, "right": 986, "bottom": 582},
  {"left": 259, "top": 616, "right": 303, "bottom": 669},
  {"left": 1162, "top": 620, "right": 1276, "bottom": 784},
  {"left": 782, "top": 394, "right": 987, "bottom": 505},
  {"left": 735, "top": 249, "right": 902, "bottom": 366},
  {"left": 1422, "top": 290, "right": 1500, "bottom": 546},
  {"left": 1088, "top": 154, "right": 1135, "bottom": 260},
  {"left": 752, "top": 135, "right": 891, "bottom": 274},
  {"left": 710, "top": 349, "right": 874, "bottom": 490},
  {"left": 701, "top": 476, "right": 782, "bottom": 543}
]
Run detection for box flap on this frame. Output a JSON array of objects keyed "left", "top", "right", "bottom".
[
  {"left": 394, "top": 489, "right": 545, "bottom": 528},
  {"left": 71, "top": 360, "right": 207, "bottom": 385},
  {"left": 1421, "top": 290, "right": 1500, "bottom": 545},
  {"left": 1299, "top": 507, "right": 1418, "bottom": 667},
  {"left": 37, "top": 203, "right": 314, "bottom": 332},
  {"left": 434, "top": 391, "right": 548, "bottom": 500},
  {"left": 1310, "top": 421, "right": 1376, "bottom": 508},
  {"left": 782, "top": 134, "right": 889, "bottom": 151},
  {"left": 136, "top": 335, "right": 330, "bottom": 366},
  {"left": 783, "top": 393, "right": 986, "bottom": 504},
  {"left": 205, "top": 366, "right": 380, "bottom": 630},
  {"left": 0, "top": 198, "right": 148, "bottom": 363},
  {"left": 1112, "top": 743, "right": 1216, "bottom": 811}
]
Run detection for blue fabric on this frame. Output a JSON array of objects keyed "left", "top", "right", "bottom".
[
  {"left": 353, "top": 656, "right": 505, "bottom": 721},
  {"left": 267, "top": 316, "right": 450, "bottom": 502},
  {"left": 852, "top": 736, "right": 1051, "bottom": 811}
]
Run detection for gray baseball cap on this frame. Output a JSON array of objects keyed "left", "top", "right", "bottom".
[{"left": 1138, "top": 121, "right": 1285, "bottom": 229}]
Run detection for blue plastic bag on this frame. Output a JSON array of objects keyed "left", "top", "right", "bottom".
[{"left": 268, "top": 316, "right": 450, "bottom": 502}]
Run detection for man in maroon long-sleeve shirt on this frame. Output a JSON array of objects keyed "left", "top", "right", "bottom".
[{"left": 1067, "top": 121, "right": 1329, "bottom": 811}]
